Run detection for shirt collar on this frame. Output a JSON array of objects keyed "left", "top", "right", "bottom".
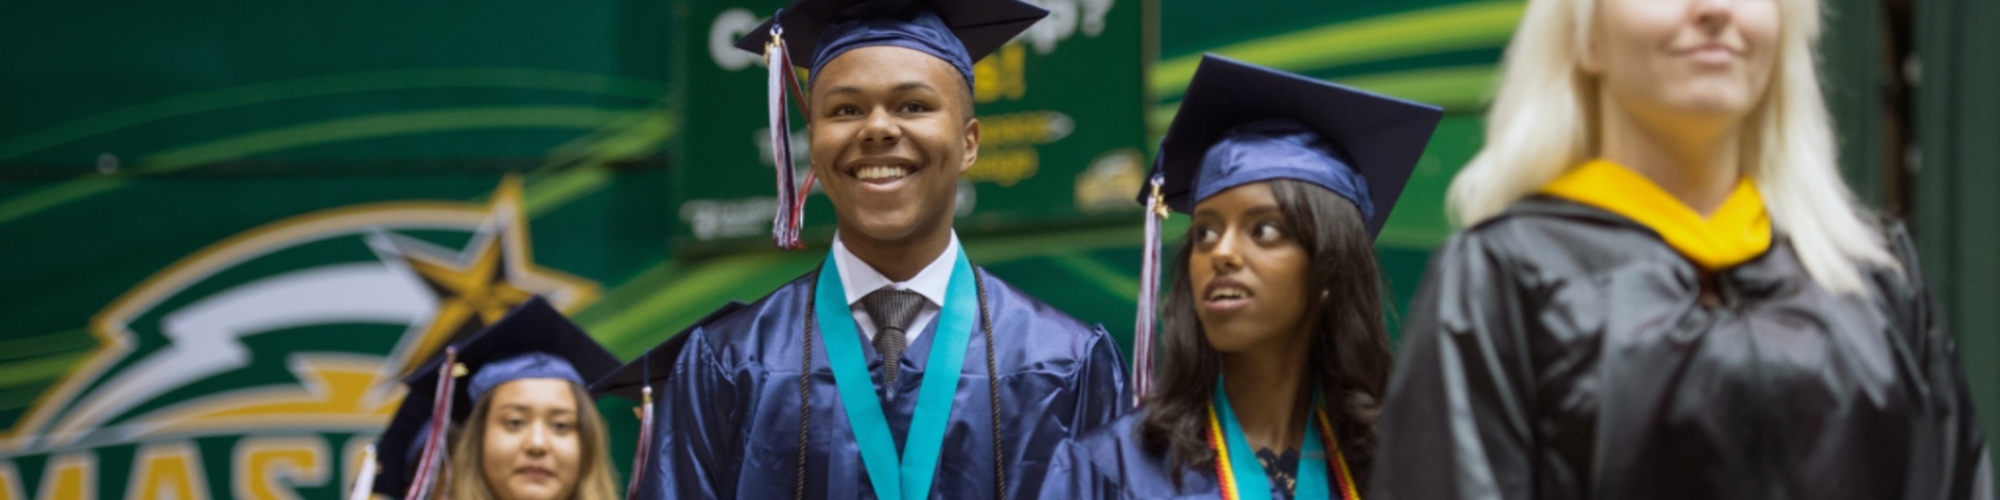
[{"left": 831, "top": 231, "right": 959, "bottom": 308}]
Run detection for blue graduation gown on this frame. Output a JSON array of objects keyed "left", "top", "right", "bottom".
[
  {"left": 1042, "top": 412, "right": 1306, "bottom": 500},
  {"left": 642, "top": 267, "right": 1131, "bottom": 499}
]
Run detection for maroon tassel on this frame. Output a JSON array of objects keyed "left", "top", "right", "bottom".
[
  {"left": 624, "top": 385, "right": 654, "bottom": 500},
  {"left": 1133, "top": 174, "right": 1166, "bottom": 407},
  {"left": 766, "top": 23, "right": 816, "bottom": 250},
  {"left": 405, "top": 347, "right": 458, "bottom": 500}
]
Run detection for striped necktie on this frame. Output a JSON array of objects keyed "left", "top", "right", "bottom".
[{"left": 860, "top": 288, "right": 925, "bottom": 389}]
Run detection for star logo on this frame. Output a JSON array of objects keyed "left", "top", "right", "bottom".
[
  {"left": 369, "top": 176, "right": 598, "bottom": 377},
  {"left": 2, "top": 175, "right": 600, "bottom": 451}
]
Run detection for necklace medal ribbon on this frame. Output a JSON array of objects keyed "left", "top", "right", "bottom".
[
  {"left": 813, "top": 248, "right": 978, "bottom": 499},
  {"left": 1209, "top": 378, "right": 1361, "bottom": 500}
]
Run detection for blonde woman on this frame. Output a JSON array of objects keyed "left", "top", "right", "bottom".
[
  {"left": 367, "top": 297, "right": 622, "bottom": 500},
  {"left": 447, "top": 353, "right": 621, "bottom": 500},
  {"left": 1371, "top": 0, "right": 1992, "bottom": 497}
]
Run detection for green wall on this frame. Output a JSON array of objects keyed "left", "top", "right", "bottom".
[{"left": 1913, "top": 0, "right": 2000, "bottom": 478}]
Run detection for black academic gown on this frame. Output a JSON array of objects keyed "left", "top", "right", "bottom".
[
  {"left": 1372, "top": 197, "right": 1993, "bottom": 500},
  {"left": 641, "top": 266, "right": 1131, "bottom": 499}
]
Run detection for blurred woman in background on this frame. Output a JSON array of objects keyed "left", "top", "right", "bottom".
[
  {"left": 447, "top": 352, "right": 621, "bottom": 500},
  {"left": 1371, "top": 0, "right": 1992, "bottom": 497},
  {"left": 367, "top": 297, "right": 623, "bottom": 500}
]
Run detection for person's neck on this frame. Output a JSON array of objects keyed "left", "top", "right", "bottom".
[
  {"left": 1221, "top": 334, "right": 1313, "bottom": 455},
  {"left": 838, "top": 225, "right": 953, "bottom": 282},
  {"left": 1599, "top": 97, "right": 1746, "bottom": 217}
]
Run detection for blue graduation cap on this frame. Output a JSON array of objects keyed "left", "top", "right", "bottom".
[
  {"left": 1127, "top": 54, "right": 1443, "bottom": 405},
  {"left": 731, "top": 0, "right": 1049, "bottom": 250},
  {"left": 1145, "top": 54, "right": 1443, "bottom": 235},
  {"left": 734, "top": 0, "right": 1048, "bottom": 89},
  {"left": 363, "top": 297, "right": 620, "bottom": 498}
]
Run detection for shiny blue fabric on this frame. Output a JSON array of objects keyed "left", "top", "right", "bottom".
[
  {"left": 1040, "top": 412, "right": 1310, "bottom": 500},
  {"left": 641, "top": 267, "right": 1131, "bottom": 499},
  {"left": 1193, "top": 119, "right": 1373, "bottom": 221},
  {"left": 468, "top": 353, "right": 584, "bottom": 402},
  {"left": 810, "top": 7, "right": 974, "bottom": 90}
]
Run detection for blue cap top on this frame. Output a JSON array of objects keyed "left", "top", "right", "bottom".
[
  {"left": 734, "top": 0, "right": 1049, "bottom": 90},
  {"left": 1146, "top": 54, "right": 1444, "bottom": 236}
]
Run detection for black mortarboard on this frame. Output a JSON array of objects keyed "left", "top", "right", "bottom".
[
  {"left": 590, "top": 301, "right": 747, "bottom": 401},
  {"left": 1145, "top": 54, "right": 1443, "bottom": 236},
  {"left": 733, "top": 0, "right": 1048, "bottom": 89}
]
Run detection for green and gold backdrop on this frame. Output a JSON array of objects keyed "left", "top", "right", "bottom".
[{"left": 0, "top": 0, "right": 1525, "bottom": 497}]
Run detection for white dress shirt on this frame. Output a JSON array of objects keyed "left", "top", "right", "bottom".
[{"left": 830, "top": 231, "right": 960, "bottom": 343}]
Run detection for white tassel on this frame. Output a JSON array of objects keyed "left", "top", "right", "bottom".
[
  {"left": 767, "top": 27, "right": 802, "bottom": 250},
  {"left": 348, "top": 445, "right": 378, "bottom": 500},
  {"left": 1133, "top": 174, "right": 1166, "bottom": 408}
]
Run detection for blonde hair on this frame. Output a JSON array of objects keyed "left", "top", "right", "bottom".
[
  {"left": 447, "top": 380, "right": 621, "bottom": 500},
  {"left": 1447, "top": 0, "right": 1898, "bottom": 293}
]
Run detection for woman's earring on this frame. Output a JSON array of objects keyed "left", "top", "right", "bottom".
[{"left": 1320, "top": 289, "right": 1331, "bottom": 301}]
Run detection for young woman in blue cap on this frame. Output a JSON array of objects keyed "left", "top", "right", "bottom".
[
  {"left": 1040, "top": 54, "right": 1441, "bottom": 500},
  {"left": 446, "top": 352, "right": 619, "bottom": 500},
  {"left": 364, "top": 297, "right": 622, "bottom": 500},
  {"left": 1370, "top": 0, "right": 1991, "bottom": 497}
]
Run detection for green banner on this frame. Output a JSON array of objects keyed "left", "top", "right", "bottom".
[
  {"left": 0, "top": 0, "right": 672, "bottom": 497},
  {"left": 0, "top": 0, "right": 1524, "bottom": 497}
]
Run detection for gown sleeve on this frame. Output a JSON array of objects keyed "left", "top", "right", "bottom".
[
  {"left": 1371, "top": 230, "right": 1542, "bottom": 500},
  {"left": 643, "top": 326, "right": 748, "bottom": 500},
  {"left": 1072, "top": 326, "right": 1133, "bottom": 435},
  {"left": 1012, "top": 325, "right": 1130, "bottom": 500},
  {"left": 1038, "top": 438, "right": 1121, "bottom": 500},
  {"left": 1884, "top": 224, "right": 1994, "bottom": 500}
]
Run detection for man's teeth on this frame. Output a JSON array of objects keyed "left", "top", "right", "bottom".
[
  {"left": 1208, "top": 287, "right": 1247, "bottom": 300},
  {"left": 856, "top": 166, "right": 910, "bottom": 181}
]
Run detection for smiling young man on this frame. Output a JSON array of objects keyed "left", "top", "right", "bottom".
[{"left": 637, "top": 1, "right": 1130, "bottom": 499}]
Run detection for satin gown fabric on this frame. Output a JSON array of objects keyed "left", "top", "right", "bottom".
[
  {"left": 641, "top": 267, "right": 1131, "bottom": 499},
  {"left": 1372, "top": 197, "right": 1993, "bottom": 500},
  {"left": 1040, "top": 412, "right": 1318, "bottom": 500}
]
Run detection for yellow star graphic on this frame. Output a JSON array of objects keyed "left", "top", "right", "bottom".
[{"left": 387, "top": 176, "right": 599, "bottom": 376}]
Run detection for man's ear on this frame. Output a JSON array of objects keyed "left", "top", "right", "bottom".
[{"left": 960, "top": 117, "right": 979, "bottom": 174}]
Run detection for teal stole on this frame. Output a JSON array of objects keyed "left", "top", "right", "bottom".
[
  {"left": 1211, "top": 377, "right": 1338, "bottom": 500},
  {"left": 813, "top": 248, "right": 977, "bottom": 500}
]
